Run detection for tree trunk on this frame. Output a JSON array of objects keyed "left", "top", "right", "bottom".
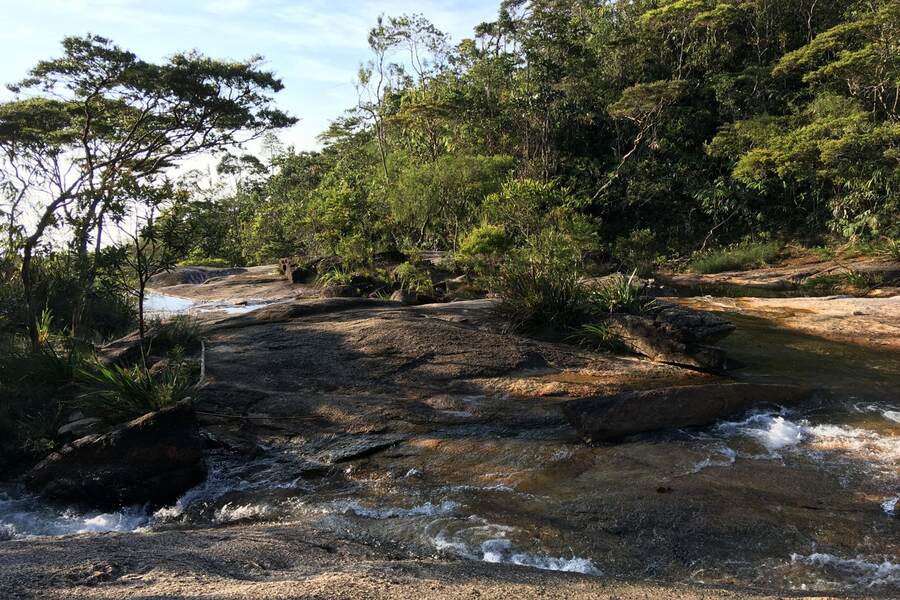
[
  {"left": 21, "top": 244, "right": 39, "bottom": 350},
  {"left": 138, "top": 282, "right": 146, "bottom": 341}
]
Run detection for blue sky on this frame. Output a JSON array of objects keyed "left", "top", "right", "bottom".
[{"left": 1, "top": 0, "right": 499, "bottom": 150}]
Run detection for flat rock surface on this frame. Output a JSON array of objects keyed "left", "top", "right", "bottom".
[
  {"left": 4, "top": 267, "right": 898, "bottom": 599},
  {"left": 660, "top": 255, "right": 900, "bottom": 292},
  {"left": 676, "top": 295, "right": 900, "bottom": 349}
]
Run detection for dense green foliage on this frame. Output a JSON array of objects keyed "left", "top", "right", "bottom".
[
  {"left": 1, "top": 2, "right": 898, "bottom": 471},
  {"left": 165, "top": 0, "right": 897, "bottom": 271}
]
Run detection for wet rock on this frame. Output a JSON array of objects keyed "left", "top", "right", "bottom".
[
  {"left": 310, "top": 434, "right": 409, "bottom": 464},
  {"left": 149, "top": 267, "right": 244, "bottom": 287},
  {"left": 562, "top": 383, "right": 813, "bottom": 442},
  {"left": 25, "top": 401, "right": 207, "bottom": 509}
]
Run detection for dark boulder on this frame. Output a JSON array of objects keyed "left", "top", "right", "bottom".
[
  {"left": 653, "top": 303, "right": 736, "bottom": 343},
  {"left": 279, "top": 257, "right": 316, "bottom": 284},
  {"left": 562, "top": 383, "right": 813, "bottom": 443},
  {"left": 25, "top": 401, "right": 206, "bottom": 509},
  {"left": 607, "top": 304, "right": 736, "bottom": 372}
]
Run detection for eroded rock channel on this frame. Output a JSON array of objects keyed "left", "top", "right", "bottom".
[{"left": 1, "top": 267, "right": 898, "bottom": 599}]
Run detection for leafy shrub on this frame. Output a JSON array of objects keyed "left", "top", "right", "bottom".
[
  {"left": 803, "top": 270, "right": 885, "bottom": 295},
  {"left": 458, "top": 224, "right": 512, "bottom": 257},
  {"left": 456, "top": 224, "right": 512, "bottom": 276},
  {"left": 482, "top": 179, "right": 596, "bottom": 252},
  {"left": 78, "top": 358, "right": 196, "bottom": 423},
  {"left": 388, "top": 154, "right": 514, "bottom": 250},
  {"left": 613, "top": 229, "right": 658, "bottom": 276},
  {"left": 688, "top": 241, "right": 781, "bottom": 274},
  {"left": 492, "top": 232, "right": 589, "bottom": 332},
  {"left": 393, "top": 262, "right": 433, "bottom": 294}
]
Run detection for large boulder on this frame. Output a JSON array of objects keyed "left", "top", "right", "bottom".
[
  {"left": 562, "top": 383, "right": 813, "bottom": 443},
  {"left": 607, "top": 304, "right": 736, "bottom": 371},
  {"left": 24, "top": 401, "right": 206, "bottom": 509}
]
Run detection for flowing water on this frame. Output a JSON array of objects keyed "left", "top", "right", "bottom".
[
  {"left": 2, "top": 297, "right": 898, "bottom": 594},
  {"left": 145, "top": 291, "right": 280, "bottom": 315}
]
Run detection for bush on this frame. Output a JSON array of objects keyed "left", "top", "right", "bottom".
[
  {"left": 878, "top": 238, "right": 900, "bottom": 262},
  {"left": 393, "top": 262, "right": 433, "bottom": 294},
  {"left": 482, "top": 179, "right": 596, "bottom": 252},
  {"left": 77, "top": 356, "right": 196, "bottom": 423},
  {"left": 388, "top": 154, "right": 514, "bottom": 250},
  {"left": 492, "top": 232, "right": 589, "bottom": 332},
  {"left": 458, "top": 224, "right": 513, "bottom": 257},
  {"left": 613, "top": 229, "right": 658, "bottom": 276},
  {"left": 688, "top": 241, "right": 781, "bottom": 274}
]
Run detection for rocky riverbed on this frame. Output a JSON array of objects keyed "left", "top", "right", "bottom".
[{"left": 1, "top": 265, "right": 898, "bottom": 599}]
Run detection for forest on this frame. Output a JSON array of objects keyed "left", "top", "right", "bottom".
[{"left": 0, "top": 0, "right": 898, "bottom": 471}]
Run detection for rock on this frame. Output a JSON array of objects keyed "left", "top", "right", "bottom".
[
  {"left": 279, "top": 257, "right": 316, "bottom": 284},
  {"left": 562, "top": 383, "right": 814, "bottom": 442},
  {"left": 322, "top": 284, "right": 364, "bottom": 298},
  {"left": 390, "top": 290, "right": 437, "bottom": 305},
  {"left": 607, "top": 313, "right": 731, "bottom": 371},
  {"left": 25, "top": 401, "right": 206, "bottom": 509},
  {"left": 310, "top": 433, "right": 409, "bottom": 464},
  {"left": 605, "top": 304, "right": 736, "bottom": 372},
  {"left": 391, "top": 290, "right": 417, "bottom": 305},
  {"left": 149, "top": 267, "right": 244, "bottom": 287},
  {"left": 56, "top": 417, "right": 105, "bottom": 443},
  {"left": 148, "top": 358, "right": 171, "bottom": 376},
  {"left": 653, "top": 303, "right": 736, "bottom": 343}
]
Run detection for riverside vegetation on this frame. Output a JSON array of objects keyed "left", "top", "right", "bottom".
[{"left": 0, "top": 2, "right": 899, "bottom": 596}]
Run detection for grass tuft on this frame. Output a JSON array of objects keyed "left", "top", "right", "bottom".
[
  {"left": 688, "top": 241, "right": 781, "bottom": 274},
  {"left": 589, "top": 271, "right": 656, "bottom": 316},
  {"left": 78, "top": 356, "right": 196, "bottom": 423}
]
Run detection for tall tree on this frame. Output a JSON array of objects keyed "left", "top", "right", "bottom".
[{"left": 0, "top": 35, "right": 295, "bottom": 348}]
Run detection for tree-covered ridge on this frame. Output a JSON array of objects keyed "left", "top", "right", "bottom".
[{"left": 173, "top": 0, "right": 896, "bottom": 270}]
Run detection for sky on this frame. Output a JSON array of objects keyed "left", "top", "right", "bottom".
[{"left": 0, "top": 0, "right": 499, "bottom": 151}]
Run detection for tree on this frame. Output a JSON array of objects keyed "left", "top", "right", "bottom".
[
  {"left": 0, "top": 35, "right": 295, "bottom": 348},
  {"left": 108, "top": 182, "right": 191, "bottom": 341}
]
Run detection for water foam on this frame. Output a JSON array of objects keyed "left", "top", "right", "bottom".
[
  {"left": 213, "top": 502, "right": 277, "bottom": 523},
  {"left": 690, "top": 446, "right": 737, "bottom": 473},
  {"left": 0, "top": 488, "right": 150, "bottom": 539},
  {"left": 330, "top": 499, "right": 459, "bottom": 520},
  {"left": 479, "top": 538, "right": 601, "bottom": 574},
  {"left": 791, "top": 553, "right": 900, "bottom": 588}
]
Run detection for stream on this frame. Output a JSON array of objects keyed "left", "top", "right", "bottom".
[{"left": 2, "top": 292, "right": 898, "bottom": 594}]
